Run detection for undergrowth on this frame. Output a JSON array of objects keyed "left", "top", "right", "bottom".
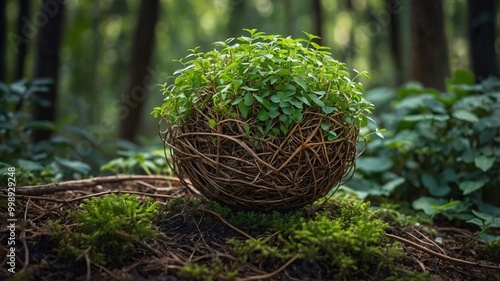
[
  {"left": 52, "top": 194, "right": 159, "bottom": 266},
  {"left": 164, "top": 196, "right": 427, "bottom": 280}
]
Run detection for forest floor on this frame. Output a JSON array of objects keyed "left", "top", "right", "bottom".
[{"left": 1, "top": 175, "right": 499, "bottom": 281}]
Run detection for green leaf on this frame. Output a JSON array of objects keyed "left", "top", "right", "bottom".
[
  {"left": 308, "top": 94, "right": 325, "bottom": 107},
  {"left": 257, "top": 109, "right": 269, "bottom": 121},
  {"left": 467, "top": 218, "right": 485, "bottom": 227},
  {"left": 244, "top": 92, "right": 254, "bottom": 106},
  {"left": 232, "top": 97, "right": 243, "bottom": 105},
  {"left": 238, "top": 102, "right": 249, "bottom": 118},
  {"left": 208, "top": 119, "right": 217, "bottom": 128},
  {"left": 452, "top": 110, "right": 479, "bottom": 122},
  {"left": 55, "top": 156, "right": 91, "bottom": 175},
  {"left": 459, "top": 179, "right": 488, "bottom": 195},
  {"left": 412, "top": 197, "right": 448, "bottom": 216},
  {"left": 17, "top": 159, "right": 44, "bottom": 171},
  {"left": 474, "top": 155, "right": 495, "bottom": 172},
  {"left": 327, "top": 131, "right": 338, "bottom": 141},
  {"left": 321, "top": 122, "right": 329, "bottom": 131},
  {"left": 356, "top": 156, "right": 393, "bottom": 173},
  {"left": 269, "top": 110, "right": 279, "bottom": 118},
  {"left": 322, "top": 106, "right": 335, "bottom": 114},
  {"left": 240, "top": 86, "right": 258, "bottom": 92},
  {"left": 282, "top": 106, "right": 294, "bottom": 115},
  {"left": 296, "top": 96, "right": 311, "bottom": 106},
  {"left": 471, "top": 210, "right": 495, "bottom": 223},
  {"left": 292, "top": 78, "right": 308, "bottom": 91}
]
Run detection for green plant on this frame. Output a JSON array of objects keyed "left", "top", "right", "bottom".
[
  {"left": 53, "top": 194, "right": 159, "bottom": 266},
  {"left": 467, "top": 210, "right": 500, "bottom": 243},
  {"left": 100, "top": 148, "right": 171, "bottom": 175},
  {"left": 152, "top": 28, "right": 373, "bottom": 138},
  {"left": 349, "top": 70, "right": 500, "bottom": 219},
  {"left": 0, "top": 79, "right": 92, "bottom": 185}
]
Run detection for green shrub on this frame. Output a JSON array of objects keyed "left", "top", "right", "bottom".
[
  {"left": 0, "top": 79, "right": 92, "bottom": 185},
  {"left": 350, "top": 70, "right": 500, "bottom": 219}
]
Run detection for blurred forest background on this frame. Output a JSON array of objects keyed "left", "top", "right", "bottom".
[{"left": 0, "top": 0, "right": 499, "bottom": 177}]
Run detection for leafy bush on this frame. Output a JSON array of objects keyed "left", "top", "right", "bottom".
[
  {"left": 350, "top": 70, "right": 500, "bottom": 218},
  {"left": 53, "top": 194, "right": 159, "bottom": 266},
  {"left": 0, "top": 79, "right": 92, "bottom": 185},
  {"left": 152, "top": 28, "right": 374, "bottom": 138}
]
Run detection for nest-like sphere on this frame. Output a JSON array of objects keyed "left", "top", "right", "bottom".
[{"left": 161, "top": 107, "right": 359, "bottom": 211}]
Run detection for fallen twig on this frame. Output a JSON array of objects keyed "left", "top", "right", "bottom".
[
  {"left": 385, "top": 232, "right": 500, "bottom": 269},
  {"left": 14, "top": 175, "right": 182, "bottom": 195}
]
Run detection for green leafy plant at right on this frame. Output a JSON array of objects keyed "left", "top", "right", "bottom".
[
  {"left": 53, "top": 194, "right": 159, "bottom": 266},
  {"left": 349, "top": 70, "right": 500, "bottom": 219}
]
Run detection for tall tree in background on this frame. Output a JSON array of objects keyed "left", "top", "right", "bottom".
[
  {"left": 312, "top": 0, "right": 323, "bottom": 45},
  {"left": 0, "top": 0, "right": 6, "bottom": 81},
  {"left": 118, "top": 0, "right": 160, "bottom": 143},
  {"left": 468, "top": 0, "right": 498, "bottom": 81},
  {"left": 15, "top": 0, "right": 29, "bottom": 80},
  {"left": 409, "top": 0, "right": 449, "bottom": 91},
  {"left": 387, "top": 0, "right": 403, "bottom": 86},
  {"left": 33, "top": 0, "right": 65, "bottom": 142}
]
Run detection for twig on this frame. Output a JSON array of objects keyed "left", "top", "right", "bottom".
[
  {"left": 385, "top": 232, "right": 500, "bottom": 269},
  {"left": 198, "top": 208, "right": 255, "bottom": 240},
  {"left": 410, "top": 226, "right": 447, "bottom": 255},
  {"left": 15, "top": 175, "right": 182, "bottom": 195},
  {"left": 236, "top": 254, "right": 300, "bottom": 281},
  {"left": 4, "top": 190, "right": 175, "bottom": 203}
]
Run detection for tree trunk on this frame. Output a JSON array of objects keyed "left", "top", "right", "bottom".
[
  {"left": 388, "top": 0, "right": 403, "bottom": 86},
  {"left": 33, "top": 0, "right": 65, "bottom": 142},
  {"left": 118, "top": 0, "right": 160, "bottom": 143},
  {"left": 0, "top": 0, "right": 6, "bottom": 81},
  {"left": 409, "top": 0, "right": 450, "bottom": 91},
  {"left": 15, "top": 0, "right": 29, "bottom": 80},
  {"left": 312, "top": 0, "right": 323, "bottom": 45},
  {"left": 468, "top": 0, "right": 498, "bottom": 81}
]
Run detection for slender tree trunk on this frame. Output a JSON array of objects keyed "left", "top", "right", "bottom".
[
  {"left": 0, "top": 0, "right": 6, "bottom": 81},
  {"left": 388, "top": 0, "right": 403, "bottom": 86},
  {"left": 312, "top": 0, "right": 323, "bottom": 45},
  {"left": 468, "top": 0, "right": 498, "bottom": 81},
  {"left": 409, "top": 0, "right": 450, "bottom": 91},
  {"left": 33, "top": 0, "right": 65, "bottom": 142},
  {"left": 15, "top": 0, "right": 29, "bottom": 80},
  {"left": 118, "top": 0, "right": 160, "bottom": 143}
]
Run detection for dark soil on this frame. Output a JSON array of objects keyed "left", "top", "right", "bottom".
[{"left": 1, "top": 176, "right": 499, "bottom": 281}]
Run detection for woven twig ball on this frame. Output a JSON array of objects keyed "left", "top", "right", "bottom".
[{"left": 160, "top": 107, "right": 358, "bottom": 211}]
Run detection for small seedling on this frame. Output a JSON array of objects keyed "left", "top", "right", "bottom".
[{"left": 463, "top": 210, "right": 500, "bottom": 252}]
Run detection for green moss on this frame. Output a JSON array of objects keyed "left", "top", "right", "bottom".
[
  {"left": 178, "top": 258, "right": 239, "bottom": 281},
  {"left": 229, "top": 199, "right": 403, "bottom": 280},
  {"left": 158, "top": 196, "right": 428, "bottom": 280},
  {"left": 477, "top": 239, "right": 500, "bottom": 263},
  {"left": 52, "top": 194, "right": 159, "bottom": 266}
]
